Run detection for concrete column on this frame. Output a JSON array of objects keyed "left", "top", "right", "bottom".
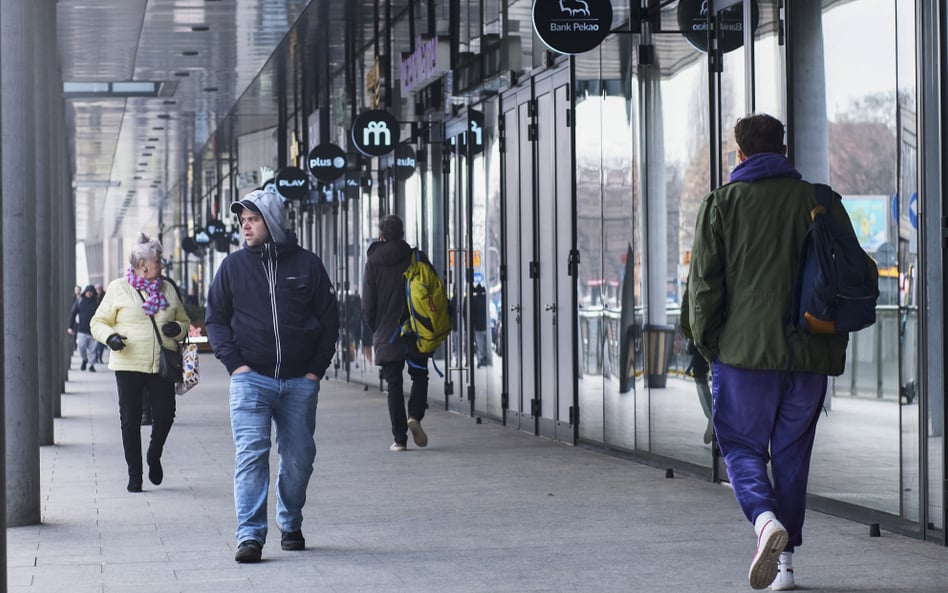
[
  {"left": 2, "top": 0, "right": 40, "bottom": 526},
  {"left": 0, "top": 0, "right": 6, "bottom": 586},
  {"left": 787, "top": 0, "right": 829, "bottom": 182},
  {"left": 34, "top": 0, "right": 54, "bottom": 445},
  {"left": 640, "top": 61, "right": 668, "bottom": 326}
]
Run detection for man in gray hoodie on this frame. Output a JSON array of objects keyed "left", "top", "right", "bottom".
[{"left": 206, "top": 189, "right": 339, "bottom": 563}]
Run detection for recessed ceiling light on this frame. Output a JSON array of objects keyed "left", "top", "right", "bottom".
[
  {"left": 133, "top": 176, "right": 143, "bottom": 180},
  {"left": 152, "top": 126, "right": 164, "bottom": 130},
  {"left": 204, "top": 86, "right": 219, "bottom": 92},
  {"left": 174, "top": 71, "right": 190, "bottom": 77},
  {"left": 182, "top": 50, "right": 199, "bottom": 56},
  {"left": 156, "top": 114, "right": 171, "bottom": 119},
  {"left": 138, "top": 162, "right": 148, "bottom": 166},
  {"left": 142, "top": 153, "right": 153, "bottom": 157},
  {"left": 145, "top": 145, "right": 156, "bottom": 149},
  {"left": 147, "top": 137, "right": 160, "bottom": 141},
  {"left": 191, "top": 25, "right": 210, "bottom": 32},
  {"left": 162, "top": 100, "right": 176, "bottom": 105}
]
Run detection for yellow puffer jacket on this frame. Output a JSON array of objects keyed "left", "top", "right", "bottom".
[{"left": 90, "top": 278, "right": 191, "bottom": 374}]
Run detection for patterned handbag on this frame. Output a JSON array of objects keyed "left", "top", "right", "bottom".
[{"left": 175, "top": 339, "right": 200, "bottom": 395}]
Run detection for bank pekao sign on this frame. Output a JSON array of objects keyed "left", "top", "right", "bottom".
[
  {"left": 350, "top": 109, "right": 401, "bottom": 157},
  {"left": 532, "top": 0, "right": 613, "bottom": 56},
  {"left": 400, "top": 36, "right": 450, "bottom": 95}
]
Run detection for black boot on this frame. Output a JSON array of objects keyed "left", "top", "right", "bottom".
[{"left": 147, "top": 448, "right": 163, "bottom": 485}]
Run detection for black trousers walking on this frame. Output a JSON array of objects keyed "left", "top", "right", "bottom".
[
  {"left": 380, "top": 359, "right": 428, "bottom": 445},
  {"left": 115, "top": 371, "right": 176, "bottom": 481}
]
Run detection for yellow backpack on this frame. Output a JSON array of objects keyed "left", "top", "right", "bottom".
[{"left": 400, "top": 250, "right": 451, "bottom": 355}]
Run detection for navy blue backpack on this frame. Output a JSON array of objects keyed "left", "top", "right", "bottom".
[{"left": 791, "top": 184, "right": 880, "bottom": 335}]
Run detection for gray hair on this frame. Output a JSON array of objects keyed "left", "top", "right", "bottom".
[{"left": 128, "top": 233, "right": 163, "bottom": 268}]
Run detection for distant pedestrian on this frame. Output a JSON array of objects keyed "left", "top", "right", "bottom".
[
  {"left": 68, "top": 285, "right": 100, "bottom": 372},
  {"left": 361, "top": 214, "right": 431, "bottom": 452},
  {"left": 206, "top": 190, "right": 339, "bottom": 564},
  {"left": 90, "top": 234, "right": 190, "bottom": 493},
  {"left": 683, "top": 114, "right": 863, "bottom": 590}
]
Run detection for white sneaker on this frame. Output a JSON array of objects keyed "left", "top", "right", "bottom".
[
  {"left": 749, "top": 513, "right": 789, "bottom": 590},
  {"left": 770, "top": 552, "right": 795, "bottom": 590},
  {"left": 407, "top": 417, "right": 428, "bottom": 447},
  {"left": 389, "top": 442, "right": 407, "bottom": 452}
]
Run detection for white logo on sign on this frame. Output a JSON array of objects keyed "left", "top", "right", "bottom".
[
  {"left": 559, "top": 0, "right": 590, "bottom": 17},
  {"left": 363, "top": 121, "right": 392, "bottom": 147},
  {"left": 279, "top": 179, "right": 306, "bottom": 187},
  {"left": 470, "top": 120, "right": 483, "bottom": 146},
  {"left": 333, "top": 156, "right": 345, "bottom": 168}
]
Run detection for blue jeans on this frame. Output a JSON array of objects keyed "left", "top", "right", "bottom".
[{"left": 229, "top": 371, "right": 319, "bottom": 545}]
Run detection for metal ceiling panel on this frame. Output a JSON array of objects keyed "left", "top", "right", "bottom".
[{"left": 59, "top": 0, "right": 314, "bottom": 244}]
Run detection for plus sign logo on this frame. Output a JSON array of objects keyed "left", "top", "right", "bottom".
[{"left": 351, "top": 109, "right": 401, "bottom": 157}]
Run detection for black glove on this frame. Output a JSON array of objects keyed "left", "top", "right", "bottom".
[
  {"left": 106, "top": 334, "right": 127, "bottom": 351},
  {"left": 161, "top": 322, "right": 180, "bottom": 337}
]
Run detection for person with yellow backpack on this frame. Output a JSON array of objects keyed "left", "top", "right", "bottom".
[{"left": 362, "top": 214, "right": 450, "bottom": 451}]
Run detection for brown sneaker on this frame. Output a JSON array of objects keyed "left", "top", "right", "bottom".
[{"left": 407, "top": 417, "right": 428, "bottom": 447}]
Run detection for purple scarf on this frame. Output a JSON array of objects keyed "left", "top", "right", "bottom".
[
  {"left": 126, "top": 267, "right": 169, "bottom": 316},
  {"left": 729, "top": 152, "right": 802, "bottom": 183}
]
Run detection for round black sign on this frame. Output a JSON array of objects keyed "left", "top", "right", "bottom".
[
  {"left": 677, "top": 0, "right": 759, "bottom": 54},
  {"left": 466, "top": 110, "right": 486, "bottom": 155},
  {"left": 308, "top": 143, "right": 347, "bottom": 183},
  {"left": 274, "top": 166, "right": 309, "bottom": 201},
  {"left": 182, "top": 236, "right": 200, "bottom": 254},
  {"left": 393, "top": 144, "right": 417, "bottom": 182},
  {"left": 350, "top": 109, "right": 401, "bottom": 157},
  {"left": 205, "top": 218, "right": 227, "bottom": 238},
  {"left": 532, "top": 0, "right": 613, "bottom": 56},
  {"left": 193, "top": 228, "right": 212, "bottom": 247}
]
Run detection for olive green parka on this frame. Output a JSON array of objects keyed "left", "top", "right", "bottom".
[{"left": 682, "top": 176, "right": 855, "bottom": 376}]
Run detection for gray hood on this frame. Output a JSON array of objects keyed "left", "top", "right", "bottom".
[{"left": 230, "top": 189, "right": 288, "bottom": 244}]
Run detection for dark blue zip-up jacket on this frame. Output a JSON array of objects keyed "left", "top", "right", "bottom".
[{"left": 205, "top": 235, "right": 339, "bottom": 379}]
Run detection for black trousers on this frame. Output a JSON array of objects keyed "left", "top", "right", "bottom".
[
  {"left": 380, "top": 359, "right": 428, "bottom": 445},
  {"left": 115, "top": 371, "right": 176, "bottom": 480}
]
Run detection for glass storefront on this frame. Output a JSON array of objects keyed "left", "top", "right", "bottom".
[{"left": 192, "top": 0, "right": 943, "bottom": 543}]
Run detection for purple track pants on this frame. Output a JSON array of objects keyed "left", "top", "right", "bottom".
[{"left": 712, "top": 360, "right": 827, "bottom": 552}]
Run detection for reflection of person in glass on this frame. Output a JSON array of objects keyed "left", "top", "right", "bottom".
[
  {"left": 681, "top": 285, "right": 713, "bottom": 443},
  {"left": 683, "top": 114, "right": 857, "bottom": 591}
]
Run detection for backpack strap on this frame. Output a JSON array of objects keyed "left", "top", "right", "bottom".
[{"left": 812, "top": 183, "right": 833, "bottom": 215}]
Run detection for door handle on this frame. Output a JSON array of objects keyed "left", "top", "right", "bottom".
[
  {"left": 545, "top": 303, "right": 557, "bottom": 312},
  {"left": 510, "top": 305, "right": 521, "bottom": 312}
]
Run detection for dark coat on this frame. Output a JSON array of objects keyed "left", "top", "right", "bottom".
[
  {"left": 69, "top": 287, "right": 99, "bottom": 334},
  {"left": 205, "top": 235, "right": 339, "bottom": 379},
  {"left": 361, "top": 239, "right": 430, "bottom": 365}
]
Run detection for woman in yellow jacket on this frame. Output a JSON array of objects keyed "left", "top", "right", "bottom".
[{"left": 91, "top": 234, "right": 190, "bottom": 493}]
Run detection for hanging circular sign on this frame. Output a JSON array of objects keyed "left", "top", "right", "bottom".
[
  {"left": 350, "top": 109, "right": 401, "bottom": 157},
  {"left": 259, "top": 178, "right": 276, "bottom": 194},
  {"left": 393, "top": 144, "right": 417, "bottom": 181},
  {"left": 532, "top": 0, "right": 613, "bottom": 56},
  {"left": 182, "top": 236, "right": 199, "bottom": 254},
  {"left": 308, "top": 143, "right": 347, "bottom": 182},
  {"left": 274, "top": 166, "right": 309, "bottom": 200},
  {"left": 205, "top": 218, "right": 227, "bottom": 238},
  {"left": 677, "top": 0, "right": 759, "bottom": 54},
  {"left": 193, "top": 228, "right": 212, "bottom": 247},
  {"left": 466, "top": 110, "right": 486, "bottom": 155}
]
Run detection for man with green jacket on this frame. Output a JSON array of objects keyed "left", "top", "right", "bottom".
[{"left": 683, "top": 114, "right": 859, "bottom": 591}]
